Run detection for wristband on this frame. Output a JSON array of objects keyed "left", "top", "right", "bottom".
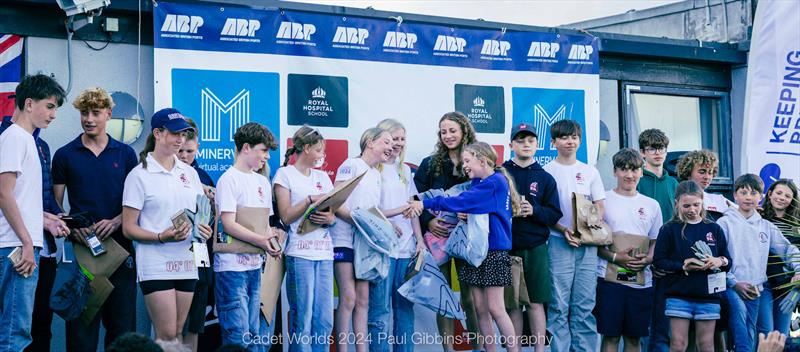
[
  {"left": 612, "top": 253, "right": 618, "bottom": 264},
  {"left": 308, "top": 195, "right": 313, "bottom": 205},
  {"left": 157, "top": 232, "right": 165, "bottom": 244}
]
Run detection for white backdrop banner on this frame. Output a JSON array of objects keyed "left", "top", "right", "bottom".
[
  {"left": 744, "top": 0, "right": 800, "bottom": 189},
  {"left": 153, "top": 1, "right": 599, "bottom": 350}
]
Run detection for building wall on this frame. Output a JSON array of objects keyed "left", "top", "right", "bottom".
[{"left": 566, "top": 0, "right": 753, "bottom": 43}]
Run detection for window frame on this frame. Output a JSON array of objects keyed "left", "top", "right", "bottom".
[{"left": 621, "top": 82, "right": 733, "bottom": 189}]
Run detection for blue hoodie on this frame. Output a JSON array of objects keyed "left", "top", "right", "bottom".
[{"left": 422, "top": 172, "right": 512, "bottom": 250}]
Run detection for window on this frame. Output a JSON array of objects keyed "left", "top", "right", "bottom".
[{"left": 622, "top": 84, "right": 732, "bottom": 188}]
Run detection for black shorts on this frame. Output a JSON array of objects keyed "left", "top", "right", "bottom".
[
  {"left": 139, "top": 279, "right": 197, "bottom": 295},
  {"left": 185, "top": 267, "right": 213, "bottom": 333},
  {"left": 594, "top": 278, "right": 654, "bottom": 337},
  {"left": 333, "top": 247, "right": 354, "bottom": 263}
]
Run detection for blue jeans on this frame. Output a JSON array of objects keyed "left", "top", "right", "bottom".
[
  {"left": 727, "top": 285, "right": 773, "bottom": 352},
  {"left": 285, "top": 256, "right": 334, "bottom": 352},
  {"left": 215, "top": 269, "right": 264, "bottom": 352},
  {"left": 546, "top": 236, "right": 598, "bottom": 352},
  {"left": 0, "top": 247, "right": 40, "bottom": 351},
  {"left": 766, "top": 286, "right": 791, "bottom": 335},
  {"left": 647, "top": 278, "right": 670, "bottom": 352},
  {"left": 368, "top": 257, "right": 414, "bottom": 352}
]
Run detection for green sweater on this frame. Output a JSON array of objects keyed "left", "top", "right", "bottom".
[{"left": 637, "top": 168, "right": 679, "bottom": 222}]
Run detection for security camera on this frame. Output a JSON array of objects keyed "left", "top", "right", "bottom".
[{"left": 56, "top": 0, "right": 111, "bottom": 17}]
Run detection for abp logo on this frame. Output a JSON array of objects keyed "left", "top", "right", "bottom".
[
  {"left": 172, "top": 69, "right": 280, "bottom": 180},
  {"left": 512, "top": 87, "right": 587, "bottom": 165}
]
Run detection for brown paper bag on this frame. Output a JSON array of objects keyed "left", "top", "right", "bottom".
[
  {"left": 213, "top": 207, "right": 271, "bottom": 254},
  {"left": 504, "top": 256, "right": 531, "bottom": 309},
  {"left": 604, "top": 232, "right": 650, "bottom": 286},
  {"left": 74, "top": 237, "right": 129, "bottom": 278},
  {"left": 79, "top": 276, "right": 114, "bottom": 324},
  {"left": 572, "top": 192, "right": 612, "bottom": 245},
  {"left": 260, "top": 229, "right": 288, "bottom": 324},
  {"left": 298, "top": 171, "right": 366, "bottom": 235}
]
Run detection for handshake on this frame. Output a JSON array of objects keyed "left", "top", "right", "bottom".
[{"left": 402, "top": 200, "right": 424, "bottom": 219}]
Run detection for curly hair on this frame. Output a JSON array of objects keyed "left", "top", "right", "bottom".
[
  {"left": 676, "top": 149, "right": 718, "bottom": 181},
  {"left": 429, "top": 111, "right": 477, "bottom": 177},
  {"left": 73, "top": 87, "right": 114, "bottom": 111}
]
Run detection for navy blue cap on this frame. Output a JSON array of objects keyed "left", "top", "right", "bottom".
[
  {"left": 151, "top": 108, "right": 194, "bottom": 133},
  {"left": 510, "top": 122, "right": 538, "bottom": 141}
]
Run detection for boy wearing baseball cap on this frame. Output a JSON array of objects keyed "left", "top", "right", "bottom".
[{"left": 502, "top": 123, "right": 562, "bottom": 352}]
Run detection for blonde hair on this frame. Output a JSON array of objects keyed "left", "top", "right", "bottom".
[
  {"left": 284, "top": 125, "right": 325, "bottom": 167},
  {"left": 671, "top": 180, "right": 711, "bottom": 238},
  {"left": 376, "top": 118, "right": 407, "bottom": 183},
  {"left": 462, "top": 142, "right": 521, "bottom": 216},
  {"left": 359, "top": 127, "right": 388, "bottom": 156},
  {"left": 73, "top": 87, "right": 114, "bottom": 111}
]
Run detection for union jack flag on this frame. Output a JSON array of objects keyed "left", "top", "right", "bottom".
[{"left": 0, "top": 34, "right": 23, "bottom": 119}]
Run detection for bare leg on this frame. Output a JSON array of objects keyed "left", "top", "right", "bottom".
[
  {"left": 694, "top": 321, "right": 716, "bottom": 352},
  {"left": 335, "top": 262, "right": 357, "bottom": 352},
  {"left": 353, "top": 279, "right": 370, "bottom": 352},
  {"left": 669, "top": 318, "right": 691, "bottom": 352}
]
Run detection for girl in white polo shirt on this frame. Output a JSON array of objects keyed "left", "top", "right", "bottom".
[
  {"left": 368, "top": 119, "right": 424, "bottom": 352},
  {"left": 273, "top": 126, "right": 336, "bottom": 352},
  {"left": 121, "top": 108, "right": 212, "bottom": 343},
  {"left": 331, "top": 127, "right": 393, "bottom": 352}
]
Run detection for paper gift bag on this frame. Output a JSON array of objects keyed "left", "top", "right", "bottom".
[
  {"left": 74, "top": 237, "right": 129, "bottom": 278},
  {"left": 504, "top": 256, "right": 531, "bottom": 309},
  {"left": 260, "top": 229, "right": 287, "bottom": 325},
  {"left": 79, "top": 276, "right": 114, "bottom": 324},
  {"left": 572, "top": 192, "right": 612, "bottom": 245},
  {"left": 213, "top": 207, "right": 270, "bottom": 254},
  {"left": 604, "top": 232, "right": 650, "bottom": 286},
  {"left": 298, "top": 171, "right": 366, "bottom": 235}
]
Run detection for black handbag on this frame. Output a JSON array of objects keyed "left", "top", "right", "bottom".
[{"left": 49, "top": 241, "right": 92, "bottom": 321}]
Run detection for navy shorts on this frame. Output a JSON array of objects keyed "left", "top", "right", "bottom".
[
  {"left": 333, "top": 247, "right": 354, "bottom": 263},
  {"left": 139, "top": 279, "right": 197, "bottom": 295},
  {"left": 594, "top": 278, "right": 654, "bottom": 337}
]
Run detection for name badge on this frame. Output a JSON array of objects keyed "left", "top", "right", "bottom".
[
  {"left": 708, "top": 272, "right": 726, "bottom": 294},
  {"left": 192, "top": 242, "right": 210, "bottom": 268}
]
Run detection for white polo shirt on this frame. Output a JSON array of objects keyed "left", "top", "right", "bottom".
[
  {"left": 273, "top": 165, "right": 334, "bottom": 261},
  {"left": 379, "top": 161, "right": 418, "bottom": 259},
  {"left": 122, "top": 154, "right": 203, "bottom": 281},
  {"left": 331, "top": 157, "right": 382, "bottom": 249},
  {"left": 214, "top": 166, "right": 271, "bottom": 272},
  {"left": 0, "top": 124, "right": 43, "bottom": 248}
]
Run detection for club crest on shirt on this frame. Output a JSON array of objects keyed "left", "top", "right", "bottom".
[
  {"left": 759, "top": 232, "right": 768, "bottom": 243},
  {"left": 179, "top": 173, "right": 190, "bottom": 187},
  {"left": 257, "top": 186, "right": 265, "bottom": 202},
  {"left": 316, "top": 181, "right": 323, "bottom": 192},
  {"left": 529, "top": 182, "right": 538, "bottom": 196},
  {"left": 113, "top": 162, "right": 119, "bottom": 168},
  {"left": 575, "top": 172, "right": 585, "bottom": 185},
  {"left": 706, "top": 232, "right": 715, "bottom": 243},
  {"left": 638, "top": 207, "right": 646, "bottom": 219}
]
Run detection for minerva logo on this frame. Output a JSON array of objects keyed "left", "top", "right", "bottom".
[
  {"left": 221, "top": 18, "right": 260, "bottom": 37},
  {"left": 276, "top": 21, "right": 316, "bottom": 41},
  {"left": 161, "top": 14, "right": 204, "bottom": 34},
  {"left": 333, "top": 27, "right": 369, "bottom": 45},
  {"left": 568, "top": 44, "right": 594, "bottom": 61},
  {"left": 480, "top": 40, "right": 510, "bottom": 57},
  {"left": 527, "top": 42, "right": 560, "bottom": 58},
  {"left": 383, "top": 31, "right": 418, "bottom": 49},
  {"left": 433, "top": 35, "right": 466, "bottom": 52}
]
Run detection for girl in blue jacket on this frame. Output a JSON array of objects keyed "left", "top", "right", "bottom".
[{"left": 408, "top": 141, "right": 521, "bottom": 352}]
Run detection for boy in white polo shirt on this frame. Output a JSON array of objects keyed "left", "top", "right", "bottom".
[
  {"left": 214, "top": 122, "right": 280, "bottom": 350},
  {"left": 0, "top": 74, "right": 69, "bottom": 350},
  {"left": 543, "top": 119, "right": 606, "bottom": 352},
  {"left": 595, "top": 148, "right": 663, "bottom": 352}
]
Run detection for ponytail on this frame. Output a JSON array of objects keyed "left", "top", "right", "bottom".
[
  {"left": 496, "top": 166, "right": 522, "bottom": 216},
  {"left": 138, "top": 130, "right": 158, "bottom": 169},
  {"left": 282, "top": 145, "right": 297, "bottom": 167}
]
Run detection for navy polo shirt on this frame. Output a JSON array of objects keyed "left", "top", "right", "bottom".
[{"left": 52, "top": 134, "right": 138, "bottom": 250}]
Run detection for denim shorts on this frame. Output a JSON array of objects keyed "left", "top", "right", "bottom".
[{"left": 665, "top": 298, "right": 720, "bottom": 321}]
